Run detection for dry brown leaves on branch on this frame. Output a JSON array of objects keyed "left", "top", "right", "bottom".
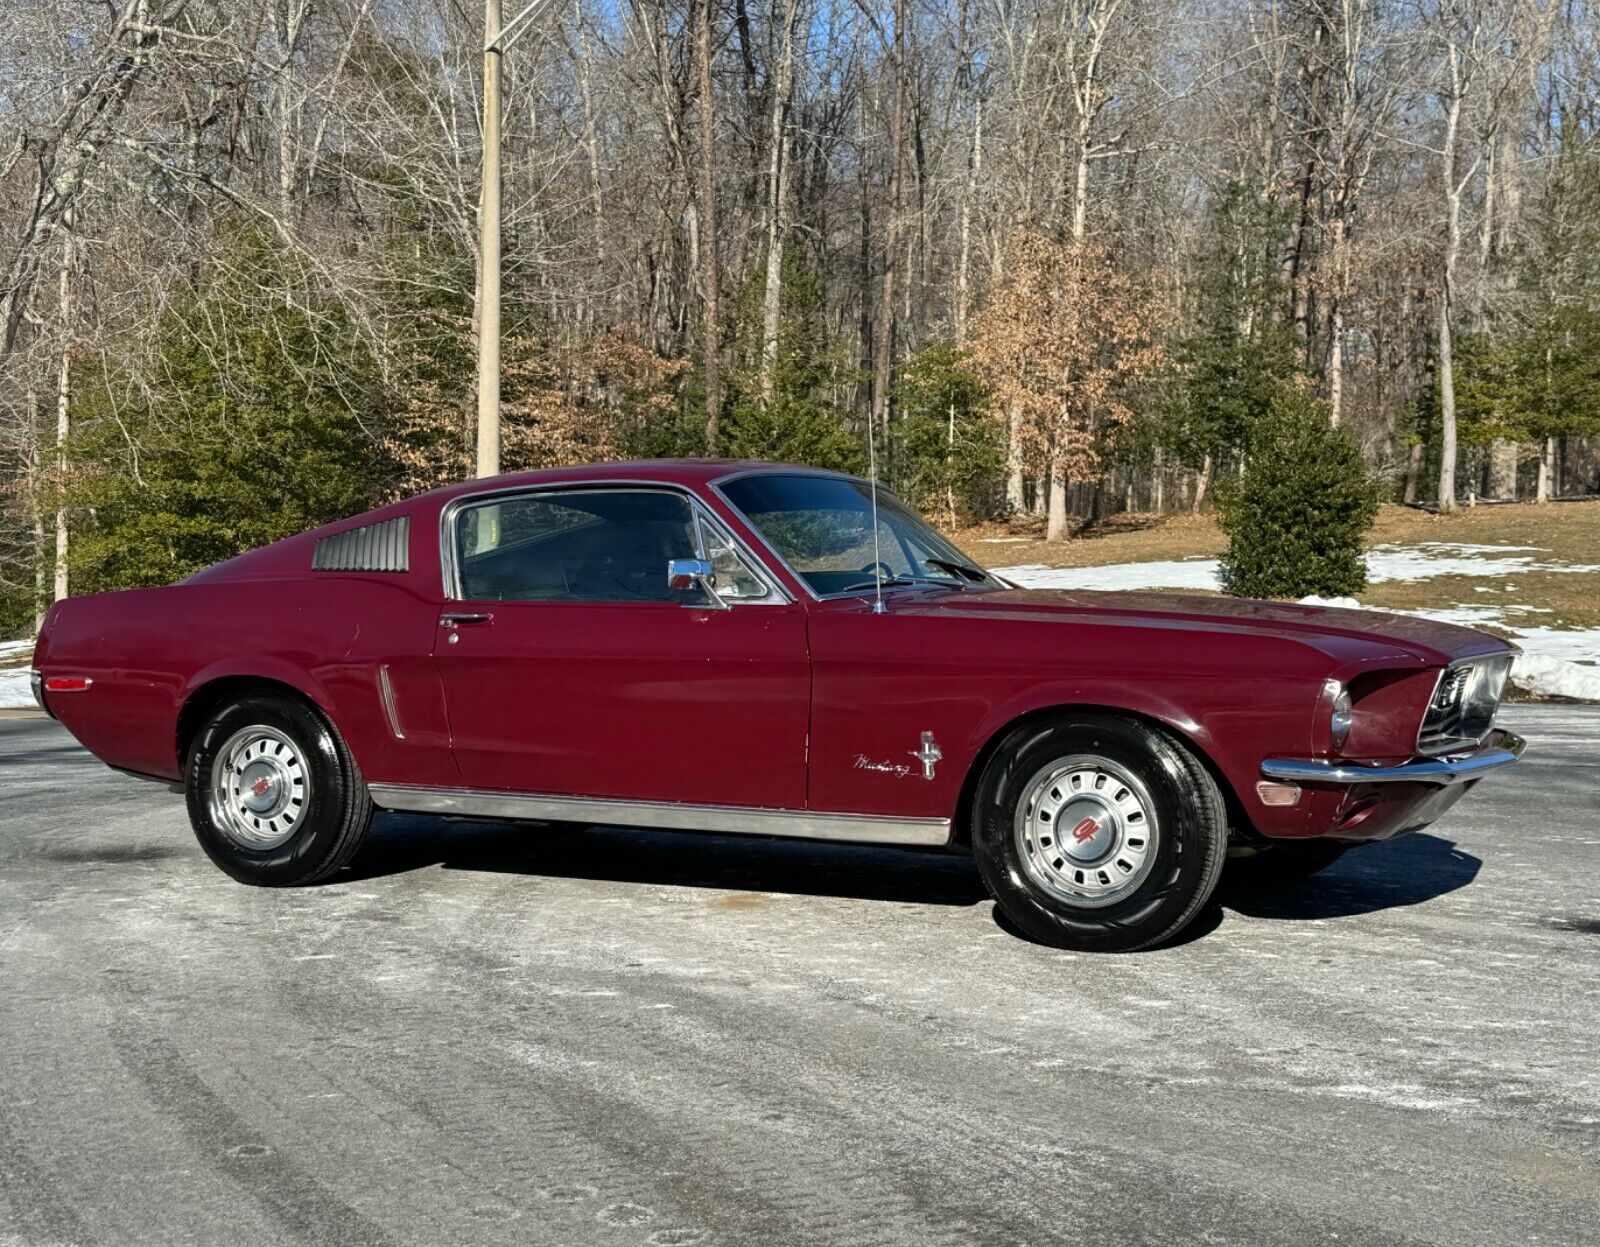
[{"left": 969, "top": 232, "right": 1167, "bottom": 481}]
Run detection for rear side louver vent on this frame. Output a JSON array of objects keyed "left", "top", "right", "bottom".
[{"left": 313, "top": 517, "right": 410, "bottom": 573}]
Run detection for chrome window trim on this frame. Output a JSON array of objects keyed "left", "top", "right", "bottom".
[
  {"left": 708, "top": 467, "right": 990, "bottom": 602},
  {"left": 691, "top": 505, "right": 781, "bottom": 605},
  {"left": 438, "top": 479, "right": 792, "bottom": 606},
  {"left": 368, "top": 783, "right": 951, "bottom": 847}
]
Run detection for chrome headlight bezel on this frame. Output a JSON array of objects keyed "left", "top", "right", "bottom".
[
  {"left": 1329, "top": 686, "right": 1354, "bottom": 751},
  {"left": 1417, "top": 654, "right": 1513, "bottom": 757}
]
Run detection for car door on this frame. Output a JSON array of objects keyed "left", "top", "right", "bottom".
[{"left": 432, "top": 485, "right": 810, "bottom": 810}]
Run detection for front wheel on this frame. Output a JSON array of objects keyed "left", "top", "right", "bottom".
[
  {"left": 971, "top": 714, "right": 1228, "bottom": 952},
  {"left": 185, "top": 694, "right": 373, "bottom": 886}
]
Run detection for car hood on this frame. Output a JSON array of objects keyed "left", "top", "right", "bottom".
[{"left": 893, "top": 587, "right": 1511, "bottom": 667}]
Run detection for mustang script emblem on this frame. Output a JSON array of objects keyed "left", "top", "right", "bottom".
[
  {"left": 855, "top": 754, "right": 912, "bottom": 779},
  {"left": 855, "top": 732, "right": 942, "bottom": 781}
]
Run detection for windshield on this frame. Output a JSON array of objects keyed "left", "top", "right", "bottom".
[{"left": 717, "top": 473, "right": 993, "bottom": 597}]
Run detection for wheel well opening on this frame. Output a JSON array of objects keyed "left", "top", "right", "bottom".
[
  {"left": 176, "top": 677, "right": 322, "bottom": 771},
  {"left": 949, "top": 704, "right": 1249, "bottom": 848}
]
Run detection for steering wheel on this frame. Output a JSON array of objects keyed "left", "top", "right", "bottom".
[{"left": 857, "top": 561, "right": 895, "bottom": 581}]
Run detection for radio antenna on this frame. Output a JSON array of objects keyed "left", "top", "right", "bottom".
[{"left": 866, "top": 407, "right": 886, "bottom": 615}]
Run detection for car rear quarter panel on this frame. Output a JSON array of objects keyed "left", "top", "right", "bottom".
[{"left": 37, "top": 571, "right": 455, "bottom": 787}]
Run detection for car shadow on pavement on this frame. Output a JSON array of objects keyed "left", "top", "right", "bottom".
[
  {"left": 1218, "top": 832, "right": 1482, "bottom": 921},
  {"left": 341, "top": 813, "right": 990, "bottom": 906},
  {"left": 341, "top": 817, "right": 1482, "bottom": 930}
]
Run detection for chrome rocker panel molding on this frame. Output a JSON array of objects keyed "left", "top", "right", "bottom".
[
  {"left": 368, "top": 784, "right": 952, "bottom": 847},
  {"left": 1261, "top": 729, "right": 1525, "bottom": 787}
]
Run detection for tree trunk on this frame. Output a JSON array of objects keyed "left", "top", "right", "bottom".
[
  {"left": 1536, "top": 437, "right": 1554, "bottom": 503},
  {"left": 53, "top": 214, "right": 74, "bottom": 603},
  {"left": 946, "top": 401, "right": 958, "bottom": 528},
  {"left": 1436, "top": 45, "right": 1464, "bottom": 513},
  {"left": 574, "top": 0, "right": 607, "bottom": 307},
  {"left": 1328, "top": 210, "right": 1345, "bottom": 427},
  {"left": 1005, "top": 402, "right": 1025, "bottom": 514},
  {"left": 694, "top": 0, "right": 722, "bottom": 452},
  {"left": 758, "top": 0, "right": 799, "bottom": 408},
  {"left": 1403, "top": 440, "right": 1423, "bottom": 505},
  {"left": 1192, "top": 454, "right": 1213, "bottom": 513},
  {"left": 1488, "top": 439, "right": 1518, "bottom": 499},
  {"left": 954, "top": 94, "right": 981, "bottom": 344},
  {"left": 1046, "top": 453, "right": 1069, "bottom": 541}
]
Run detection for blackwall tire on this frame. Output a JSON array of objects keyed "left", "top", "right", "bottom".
[
  {"left": 971, "top": 713, "right": 1228, "bottom": 952},
  {"left": 185, "top": 694, "right": 374, "bottom": 886}
]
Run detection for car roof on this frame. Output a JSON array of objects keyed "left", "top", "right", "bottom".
[{"left": 418, "top": 459, "right": 856, "bottom": 503}]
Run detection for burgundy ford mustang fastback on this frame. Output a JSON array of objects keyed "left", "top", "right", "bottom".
[{"left": 31, "top": 460, "right": 1522, "bottom": 950}]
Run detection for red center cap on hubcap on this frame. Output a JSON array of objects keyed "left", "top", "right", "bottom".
[
  {"left": 250, "top": 776, "right": 272, "bottom": 799},
  {"left": 1071, "top": 816, "right": 1100, "bottom": 844}
]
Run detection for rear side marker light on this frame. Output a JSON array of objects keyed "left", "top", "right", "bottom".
[
  {"left": 1256, "top": 781, "right": 1301, "bottom": 807},
  {"left": 43, "top": 676, "right": 93, "bottom": 693}
]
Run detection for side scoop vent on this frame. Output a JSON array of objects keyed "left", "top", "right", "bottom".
[{"left": 313, "top": 517, "right": 410, "bottom": 573}]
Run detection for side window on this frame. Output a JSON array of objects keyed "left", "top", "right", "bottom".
[
  {"left": 455, "top": 490, "right": 698, "bottom": 603},
  {"left": 696, "top": 515, "right": 772, "bottom": 602}
]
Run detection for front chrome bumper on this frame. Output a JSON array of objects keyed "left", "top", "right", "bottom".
[{"left": 1261, "top": 729, "right": 1525, "bottom": 787}]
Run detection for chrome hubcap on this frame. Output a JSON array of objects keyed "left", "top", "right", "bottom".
[
  {"left": 1014, "top": 754, "right": 1159, "bottom": 908},
  {"left": 209, "top": 726, "right": 309, "bottom": 850}
]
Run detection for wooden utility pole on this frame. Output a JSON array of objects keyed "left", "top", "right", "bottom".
[
  {"left": 695, "top": 0, "right": 723, "bottom": 453},
  {"left": 870, "top": 0, "right": 908, "bottom": 447},
  {"left": 476, "top": 0, "right": 504, "bottom": 478}
]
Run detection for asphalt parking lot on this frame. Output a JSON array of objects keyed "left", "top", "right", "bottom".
[{"left": 2, "top": 705, "right": 1598, "bottom": 1246}]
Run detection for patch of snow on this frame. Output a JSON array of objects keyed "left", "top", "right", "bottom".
[
  {"left": 1297, "top": 595, "right": 1360, "bottom": 609},
  {"left": 1511, "top": 653, "right": 1600, "bottom": 702},
  {"left": 1367, "top": 543, "right": 1600, "bottom": 582},
  {"left": 976, "top": 536, "right": 1032, "bottom": 543},
  {"left": 998, "top": 542, "right": 1600, "bottom": 595},
  {"left": 0, "top": 638, "right": 34, "bottom": 663},
  {"left": 1002, "top": 559, "right": 1222, "bottom": 592},
  {"left": 1509, "top": 627, "right": 1600, "bottom": 664},
  {"left": 0, "top": 667, "right": 36, "bottom": 710}
]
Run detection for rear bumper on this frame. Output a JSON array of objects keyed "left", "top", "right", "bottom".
[
  {"left": 1261, "top": 729, "right": 1524, "bottom": 788},
  {"left": 30, "top": 669, "right": 52, "bottom": 718}
]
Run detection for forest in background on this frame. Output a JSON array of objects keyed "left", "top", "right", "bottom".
[{"left": 3, "top": 0, "right": 1600, "bottom": 636}]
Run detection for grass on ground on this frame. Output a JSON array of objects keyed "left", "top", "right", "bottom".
[{"left": 953, "top": 500, "right": 1600, "bottom": 631}]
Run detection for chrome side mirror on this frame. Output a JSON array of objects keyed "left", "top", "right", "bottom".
[{"left": 667, "top": 558, "right": 729, "bottom": 609}]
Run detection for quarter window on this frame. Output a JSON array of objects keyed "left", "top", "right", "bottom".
[{"left": 696, "top": 515, "right": 771, "bottom": 602}]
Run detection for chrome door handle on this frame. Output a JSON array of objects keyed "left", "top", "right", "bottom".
[{"left": 440, "top": 611, "right": 494, "bottom": 627}]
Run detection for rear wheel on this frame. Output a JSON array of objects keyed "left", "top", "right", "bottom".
[
  {"left": 185, "top": 694, "right": 373, "bottom": 886},
  {"left": 971, "top": 714, "right": 1227, "bottom": 952}
]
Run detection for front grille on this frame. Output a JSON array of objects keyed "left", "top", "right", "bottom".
[{"left": 1417, "top": 655, "right": 1512, "bottom": 755}]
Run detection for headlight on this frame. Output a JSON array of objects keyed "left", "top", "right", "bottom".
[
  {"left": 1418, "top": 654, "right": 1513, "bottom": 755},
  {"left": 1330, "top": 686, "right": 1353, "bottom": 750}
]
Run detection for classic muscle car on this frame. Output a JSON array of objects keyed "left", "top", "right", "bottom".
[{"left": 30, "top": 460, "right": 1523, "bottom": 950}]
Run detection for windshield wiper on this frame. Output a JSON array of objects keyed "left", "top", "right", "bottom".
[
  {"left": 839, "top": 575, "right": 949, "bottom": 594},
  {"left": 923, "top": 557, "right": 988, "bottom": 584}
]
